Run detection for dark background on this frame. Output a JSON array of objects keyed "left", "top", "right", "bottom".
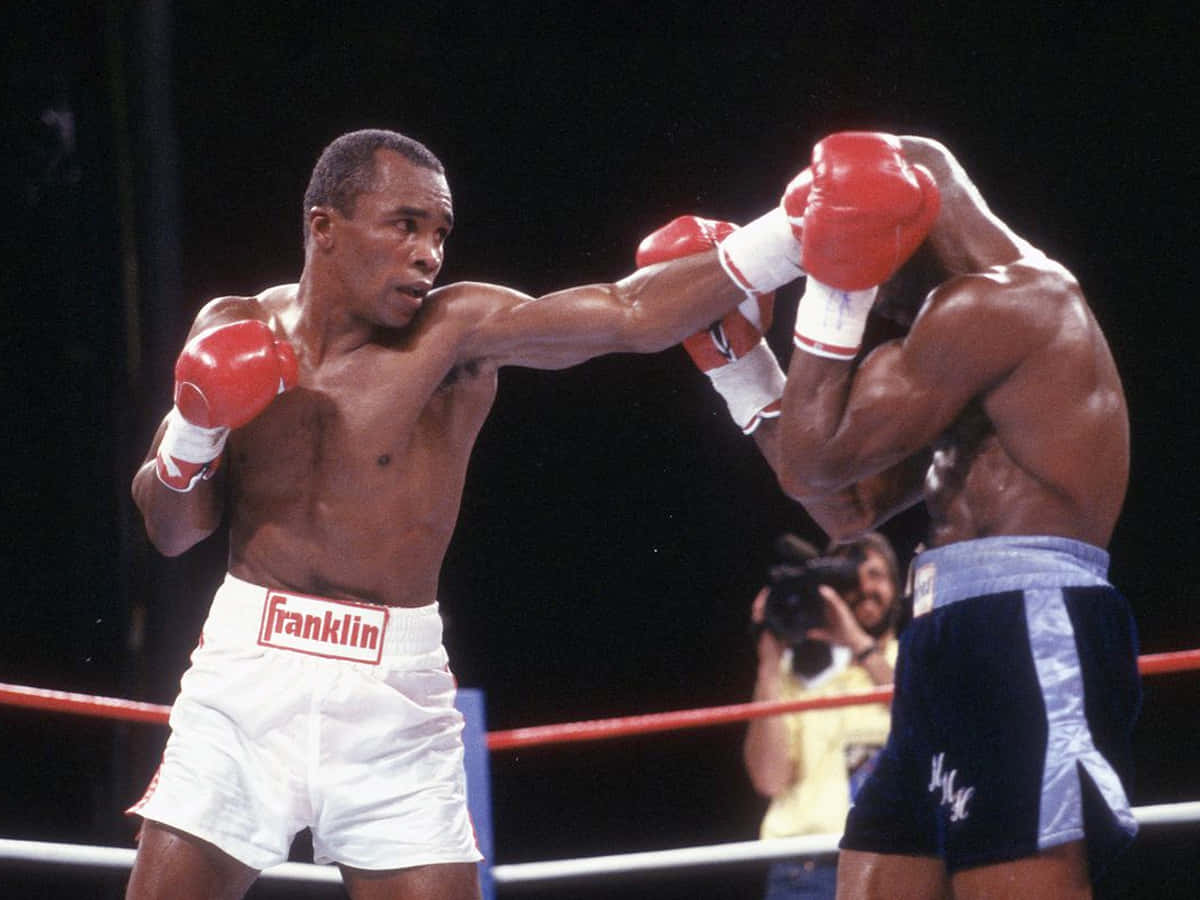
[{"left": 3, "top": 2, "right": 1197, "bottom": 897}]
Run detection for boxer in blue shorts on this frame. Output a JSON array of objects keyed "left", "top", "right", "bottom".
[
  {"left": 846, "top": 537, "right": 1138, "bottom": 891},
  {"left": 128, "top": 129, "right": 820, "bottom": 899},
  {"left": 685, "top": 132, "right": 1137, "bottom": 898}
]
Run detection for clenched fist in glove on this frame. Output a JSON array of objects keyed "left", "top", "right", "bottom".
[
  {"left": 712, "top": 133, "right": 939, "bottom": 361},
  {"left": 636, "top": 216, "right": 786, "bottom": 433},
  {"left": 791, "top": 132, "right": 941, "bottom": 359},
  {"left": 156, "top": 319, "right": 299, "bottom": 491}
]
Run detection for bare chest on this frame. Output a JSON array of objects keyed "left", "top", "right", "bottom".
[{"left": 229, "top": 353, "right": 496, "bottom": 504}]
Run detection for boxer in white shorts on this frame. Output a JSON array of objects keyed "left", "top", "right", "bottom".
[
  {"left": 129, "top": 129, "right": 807, "bottom": 897},
  {"left": 129, "top": 574, "right": 480, "bottom": 872}
]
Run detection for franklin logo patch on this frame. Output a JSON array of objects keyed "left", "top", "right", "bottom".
[{"left": 259, "top": 590, "right": 388, "bottom": 664}]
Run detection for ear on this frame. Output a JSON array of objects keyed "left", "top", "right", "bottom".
[{"left": 308, "top": 206, "right": 335, "bottom": 250}]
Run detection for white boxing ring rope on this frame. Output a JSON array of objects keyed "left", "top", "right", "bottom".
[
  {"left": 2, "top": 802, "right": 1199, "bottom": 887},
  {"left": 2, "top": 648, "right": 1199, "bottom": 890}
]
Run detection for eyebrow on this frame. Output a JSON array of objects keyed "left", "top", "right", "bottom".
[{"left": 390, "top": 205, "right": 454, "bottom": 229}]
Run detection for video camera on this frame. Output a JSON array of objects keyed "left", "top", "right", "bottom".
[{"left": 761, "top": 536, "right": 862, "bottom": 646}]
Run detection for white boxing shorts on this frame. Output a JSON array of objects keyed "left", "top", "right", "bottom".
[{"left": 129, "top": 573, "right": 482, "bottom": 872}]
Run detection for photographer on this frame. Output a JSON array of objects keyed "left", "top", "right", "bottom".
[{"left": 744, "top": 532, "right": 901, "bottom": 900}]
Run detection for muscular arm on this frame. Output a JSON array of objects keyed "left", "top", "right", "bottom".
[
  {"left": 132, "top": 417, "right": 225, "bottom": 556},
  {"left": 773, "top": 139, "right": 1054, "bottom": 506},
  {"left": 131, "top": 297, "right": 264, "bottom": 556},
  {"left": 454, "top": 250, "right": 747, "bottom": 369},
  {"left": 897, "top": 136, "right": 1035, "bottom": 273},
  {"left": 752, "top": 419, "right": 929, "bottom": 540}
]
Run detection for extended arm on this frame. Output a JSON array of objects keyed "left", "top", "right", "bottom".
[
  {"left": 456, "top": 196, "right": 807, "bottom": 373},
  {"left": 459, "top": 249, "right": 750, "bottom": 370}
]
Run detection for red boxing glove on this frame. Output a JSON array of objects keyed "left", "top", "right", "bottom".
[
  {"left": 636, "top": 216, "right": 785, "bottom": 433},
  {"left": 156, "top": 320, "right": 299, "bottom": 491},
  {"left": 173, "top": 319, "right": 299, "bottom": 428},
  {"left": 635, "top": 215, "right": 736, "bottom": 268},
  {"left": 788, "top": 132, "right": 940, "bottom": 360},
  {"left": 794, "top": 131, "right": 940, "bottom": 291}
]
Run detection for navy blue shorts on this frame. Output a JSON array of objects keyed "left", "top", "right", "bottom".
[{"left": 840, "top": 536, "right": 1140, "bottom": 879}]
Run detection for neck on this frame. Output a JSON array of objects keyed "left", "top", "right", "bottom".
[{"left": 293, "top": 269, "right": 379, "bottom": 362}]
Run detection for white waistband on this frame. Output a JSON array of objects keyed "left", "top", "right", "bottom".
[{"left": 202, "top": 573, "right": 445, "bottom": 663}]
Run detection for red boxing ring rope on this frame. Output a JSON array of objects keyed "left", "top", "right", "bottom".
[
  {"left": 2, "top": 647, "right": 1198, "bottom": 889},
  {"left": 2, "top": 648, "right": 1198, "bottom": 749}
]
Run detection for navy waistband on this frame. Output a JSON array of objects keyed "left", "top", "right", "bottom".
[{"left": 911, "top": 536, "right": 1111, "bottom": 616}]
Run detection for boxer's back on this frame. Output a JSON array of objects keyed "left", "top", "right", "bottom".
[{"left": 922, "top": 258, "right": 1129, "bottom": 548}]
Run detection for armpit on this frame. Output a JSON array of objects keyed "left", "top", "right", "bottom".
[{"left": 437, "top": 358, "right": 482, "bottom": 392}]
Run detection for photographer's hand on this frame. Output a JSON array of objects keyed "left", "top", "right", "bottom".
[
  {"left": 808, "top": 586, "right": 894, "bottom": 686},
  {"left": 806, "top": 585, "right": 871, "bottom": 650},
  {"left": 752, "top": 587, "right": 788, "bottom": 667}
]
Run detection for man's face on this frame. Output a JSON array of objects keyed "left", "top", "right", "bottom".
[
  {"left": 324, "top": 149, "right": 454, "bottom": 328},
  {"left": 846, "top": 548, "right": 896, "bottom": 634}
]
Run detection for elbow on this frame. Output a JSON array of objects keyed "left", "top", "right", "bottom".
[
  {"left": 743, "top": 743, "right": 796, "bottom": 799},
  {"left": 745, "top": 757, "right": 794, "bottom": 799},
  {"left": 776, "top": 467, "right": 814, "bottom": 504},
  {"left": 772, "top": 429, "right": 851, "bottom": 500},
  {"left": 775, "top": 479, "right": 878, "bottom": 546},
  {"left": 818, "top": 516, "right": 875, "bottom": 546},
  {"left": 147, "top": 529, "right": 195, "bottom": 558},
  {"left": 748, "top": 771, "right": 791, "bottom": 800},
  {"left": 140, "top": 516, "right": 199, "bottom": 558},
  {"left": 775, "top": 463, "right": 842, "bottom": 506},
  {"left": 132, "top": 475, "right": 208, "bottom": 558}
]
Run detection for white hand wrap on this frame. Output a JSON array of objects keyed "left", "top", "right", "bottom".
[
  {"left": 717, "top": 206, "right": 804, "bottom": 296},
  {"left": 792, "top": 277, "right": 878, "bottom": 360},
  {"left": 706, "top": 340, "right": 786, "bottom": 434},
  {"left": 158, "top": 407, "right": 230, "bottom": 465}
]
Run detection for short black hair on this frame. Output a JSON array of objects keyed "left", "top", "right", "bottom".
[{"left": 301, "top": 128, "right": 444, "bottom": 246}]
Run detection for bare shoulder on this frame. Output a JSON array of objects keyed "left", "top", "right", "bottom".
[
  {"left": 421, "top": 280, "right": 534, "bottom": 352},
  {"left": 254, "top": 283, "right": 300, "bottom": 316},
  {"left": 904, "top": 254, "right": 1086, "bottom": 385},
  {"left": 922, "top": 253, "right": 1081, "bottom": 325},
  {"left": 425, "top": 280, "right": 529, "bottom": 319},
  {"left": 188, "top": 284, "right": 299, "bottom": 339},
  {"left": 187, "top": 295, "right": 263, "bottom": 338}
]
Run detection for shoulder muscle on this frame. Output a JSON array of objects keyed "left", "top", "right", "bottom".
[
  {"left": 421, "top": 280, "right": 531, "bottom": 366},
  {"left": 907, "top": 258, "right": 1078, "bottom": 386},
  {"left": 188, "top": 295, "right": 269, "bottom": 340}
]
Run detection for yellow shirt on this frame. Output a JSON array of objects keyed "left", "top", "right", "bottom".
[{"left": 759, "top": 640, "right": 897, "bottom": 839}]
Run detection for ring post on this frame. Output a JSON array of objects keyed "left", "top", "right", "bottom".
[{"left": 456, "top": 688, "right": 495, "bottom": 900}]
